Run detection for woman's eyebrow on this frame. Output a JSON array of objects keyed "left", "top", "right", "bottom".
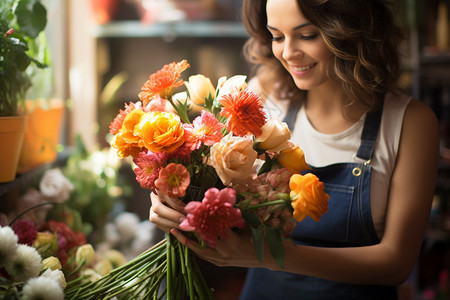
[{"left": 266, "top": 22, "right": 312, "bottom": 31}]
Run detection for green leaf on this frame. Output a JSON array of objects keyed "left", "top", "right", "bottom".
[
  {"left": 15, "top": 0, "right": 47, "bottom": 38},
  {"left": 265, "top": 225, "right": 285, "bottom": 268},
  {"left": 258, "top": 152, "right": 274, "bottom": 175},
  {"left": 251, "top": 226, "right": 264, "bottom": 264}
]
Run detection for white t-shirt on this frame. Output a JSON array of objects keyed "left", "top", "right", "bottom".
[{"left": 265, "top": 92, "right": 411, "bottom": 238}]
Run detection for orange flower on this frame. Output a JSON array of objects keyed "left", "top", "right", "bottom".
[
  {"left": 155, "top": 163, "right": 191, "bottom": 198},
  {"left": 110, "top": 132, "right": 142, "bottom": 159},
  {"left": 277, "top": 145, "right": 311, "bottom": 174},
  {"left": 220, "top": 89, "right": 266, "bottom": 137},
  {"left": 109, "top": 102, "right": 137, "bottom": 135},
  {"left": 121, "top": 109, "right": 145, "bottom": 144},
  {"left": 289, "top": 173, "right": 329, "bottom": 222},
  {"left": 135, "top": 112, "right": 185, "bottom": 153},
  {"left": 138, "top": 60, "right": 190, "bottom": 106}
]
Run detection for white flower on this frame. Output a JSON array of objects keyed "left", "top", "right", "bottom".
[
  {"left": 39, "top": 168, "right": 74, "bottom": 202},
  {"left": 103, "top": 222, "right": 120, "bottom": 247},
  {"left": 216, "top": 75, "right": 247, "bottom": 100},
  {"left": 114, "top": 212, "right": 140, "bottom": 243},
  {"left": 41, "top": 268, "right": 67, "bottom": 289},
  {"left": 21, "top": 276, "right": 64, "bottom": 300},
  {"left": 5, "top": 244, "right": 42, "bottom": 282},
  {"left": 0, "top": 226, "right": 18, "bottom": 267}
]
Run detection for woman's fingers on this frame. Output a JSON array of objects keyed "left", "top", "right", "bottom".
[{"left": 149, "top": 192, "right": 186, "bottom": 233}]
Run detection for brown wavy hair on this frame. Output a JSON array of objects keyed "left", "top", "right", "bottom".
[{"left": 242, "top": 0, "right": 404, "bottom": 111}]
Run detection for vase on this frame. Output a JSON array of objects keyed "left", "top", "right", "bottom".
[
  {"left": 17, "top": 100, "right": 65, "bottom": 174},
  {"left": 0, "top": 116, "right": 27, "bottom": 183}
]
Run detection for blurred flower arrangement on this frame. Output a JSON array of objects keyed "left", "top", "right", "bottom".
[
  {"left": 0, "top": 138, "right": 140, "bottom": 299},
  {"left": 65, "top": 60, "right": 330, "bottom": 299}
]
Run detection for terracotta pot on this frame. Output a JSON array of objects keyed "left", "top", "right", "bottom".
[
  {"left": 17, "top": 101, "right": 65, "bottom": 173},
  {"left": 89, "top": 0, "right": 119, "bottom": 24},
  {"left": 0, "top": 116, "right": 27, "bottom": 183}
]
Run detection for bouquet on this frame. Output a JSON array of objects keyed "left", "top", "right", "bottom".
[{"left": 65, "top": 60, "right": 329, "bottom": 299}]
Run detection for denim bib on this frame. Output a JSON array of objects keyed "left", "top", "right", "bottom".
[{"left": 239, "top": 101, "right": 398, "bottom": 300}]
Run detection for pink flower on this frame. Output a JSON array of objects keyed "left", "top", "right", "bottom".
[
  {"left": 180, "top": 187, "right": 245, "bottom": 247},
  {"left": 12, "top": 220, "right": 38, "bottom": 246},
  {"left": 183, "top": 110, "right": 224, "bottom": 151},
  {"left": 155, "top": 163, "right": 191, "bottom": 198},
  {"left": 146, "top": 95, "right": 171, "bottom": 112},
  {"left": 133, "top": 150, "right": 167, "bottom": 191}
]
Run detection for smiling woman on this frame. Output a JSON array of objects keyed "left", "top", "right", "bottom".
[{"left": 148, "top": 0, "right": 440, "bottom": 299}]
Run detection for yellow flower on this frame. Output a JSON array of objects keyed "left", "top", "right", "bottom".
[
  {"left": 104, "top": 249, "right": 127, "bottom": 268},
  {"left": 41, "top": 256, "right": 62, "bottom": 271},
  {"left": 135, "top": 112, "right": 185, "bottom": 153},
  {"left": 277, "top": 145, "right": 310, "bottom": 174},
  {"left": 76, "top": 244, "right": 95, "bottom": 266},
  {"left": 33, "top": 232, "right": 57, "bottom": 257},
  {"left": 208, "top": 134, "right": 257, "bottom": 185},
  {"left": 289, "top": 173, "right": 329, "bottom": 222},
  {"left": 256, "top": 119, "right": 291, "bottom": 152},
  {"left": 184, "top": 74, "right": 215, "bottom": 105},
  {"left": 93, "top": 258, "right": 113, "bottom": 276}
]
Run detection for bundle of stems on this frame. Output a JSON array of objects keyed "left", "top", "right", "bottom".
[{"left": 65, "top": 235, "right": 213, "bottom": 300}]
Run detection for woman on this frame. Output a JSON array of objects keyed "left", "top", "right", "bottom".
[{"left": 149, "top": 0, "right": 440, "bottom": 298}]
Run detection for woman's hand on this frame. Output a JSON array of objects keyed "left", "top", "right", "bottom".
[
  {"left": 169, "top": 228, "right": 272, "bottom": 269},
  {"left": 149, "top": 191, "right": 186, "bottom": 233}
]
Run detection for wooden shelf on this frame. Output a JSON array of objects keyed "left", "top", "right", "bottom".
[{"left": 92, "top": 20, "right": 249, "bottom": 39}]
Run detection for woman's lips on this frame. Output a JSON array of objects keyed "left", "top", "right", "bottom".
[{"left": 290, "top": 63, "right": 317, "bottom": 75}]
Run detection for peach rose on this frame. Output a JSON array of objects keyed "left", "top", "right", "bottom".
[
  {"left": 135, "top": 112, "right": 185, "bottom": 153},
  {"left": 277, "top": 145, "right": 310, "bottom": 174},
  {"left": 255, "top": 119, "right": 291, "bottom": 152},
  {"left": 208, "top": 134, "right": 257, "bottom": 185},
  {"left": 184, "top": 74, "right": 215, "bottom": 105},
  {"left": 289, "top": 173, "right": 329, "bottom": 222}
]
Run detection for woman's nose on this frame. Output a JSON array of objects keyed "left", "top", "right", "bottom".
[{"left": 282, "top": 39, "right": 303, "bottom": 61}]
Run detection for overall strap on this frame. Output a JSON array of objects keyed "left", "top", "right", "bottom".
[
  {"left": 282, "top": 98, "right": 303, "bottom": 130},
  {"left": 355, "top": 102, "right": 384, "bottom": 162}
]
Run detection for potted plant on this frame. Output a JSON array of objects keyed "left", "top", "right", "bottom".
[{"left": 0, "top": 0, "right": 47, "bottom": 182}]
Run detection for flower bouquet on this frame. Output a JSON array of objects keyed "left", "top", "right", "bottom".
[{"left": 64, "top": 60, "right": 329, "bottom": 299}]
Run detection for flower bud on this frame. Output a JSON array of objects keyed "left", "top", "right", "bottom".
[
  {"left": 41, "top": 268, "right": 67, "bottom": 289},
  {"left": 255, "top": 119, "right": 291, "bottom": 152},
  {"left": 93, "top": 258, "right": 113, "bottom": 276},
  {"left": 41, "top": 256, "right": 62, "bottom": 271},
  {"left": 76, "top": 244, "right": 95, "bottom": 266},
  {"left": 184, "top": 74, "right": 215, "bottom": 105},
  {"left": 104, "top": 249, "right": 127, "bottom": 268},
  {"left": 277, "top": 145, "right": 310, "bottom": 174}
]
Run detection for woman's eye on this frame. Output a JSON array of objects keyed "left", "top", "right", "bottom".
[
  {"left": 301, "top": 33, "right": 319, "bottom": 40},
  {"left": 271, "top": 36, "right": 284, "bottom": 42}
]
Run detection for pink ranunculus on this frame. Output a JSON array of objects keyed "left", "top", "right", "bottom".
[{"left": 179, "top": 187, "right": 245, "bottom": 247}]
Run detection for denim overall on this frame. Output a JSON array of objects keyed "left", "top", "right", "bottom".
[{"left": 239, "top": 101, "right": 398, "bottom": 299}]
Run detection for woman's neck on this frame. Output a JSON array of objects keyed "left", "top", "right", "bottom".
[{"left": 304, "top": 85, "right": 366, "bottom": 134}]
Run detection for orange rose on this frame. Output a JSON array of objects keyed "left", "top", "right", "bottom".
[
  {"left": 110, "top": 132, "right": 141, "bottom": 159},
  {"left": 255, "top": 119, "right": 291, "bottom": 152},
  {"left": 135, "top": 112, "right": 185, "bottom": 153},
  {"left": 121, "top": 109, "right": 145, "bottom": 144},
  {"left": 208, "top": 134, "right": 257, "bottom": 185},
  {"left": 277, "top": 145, "right": 310, "bottom": 173},
  {"left": 289, "top": 173, "right": 329, "bottom": 222}
]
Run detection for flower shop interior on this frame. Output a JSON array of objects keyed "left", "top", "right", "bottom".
[{"left": 0, "top": 0, "right": 449, "bottom": 299}]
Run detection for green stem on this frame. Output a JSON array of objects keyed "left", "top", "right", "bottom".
[{"left": 242, "top": 199, "right": 288, "bottom": 211}]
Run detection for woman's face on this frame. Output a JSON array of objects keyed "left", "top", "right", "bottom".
[{"left": 266, "top": 0, "right": 332, "bottom": 91}]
